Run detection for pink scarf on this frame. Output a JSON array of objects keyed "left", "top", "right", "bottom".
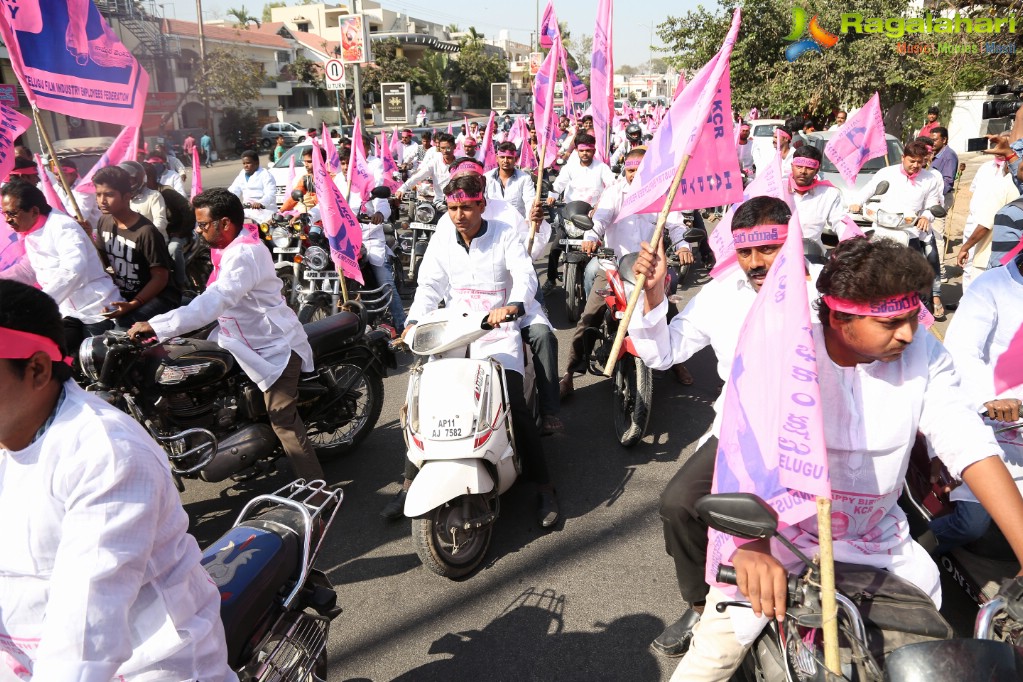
[
  {"left": 901, "top": 168, "right": 919, "bottom": 186},
  {"left": 789, "top": 176, "right": 835, "bottom": 194},
  {"left": 15, "top": 214, "right": 46, "bottom": 241},
  {"left": 207, "top": 224, "right": 260, "bottom": 286}
]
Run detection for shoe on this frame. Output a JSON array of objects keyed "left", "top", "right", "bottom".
[
  {"left": 380, "top": 489, "right": 407, "bottom": 521},
  {"left": 559, "top": 373, "right": 574, "bottom": 399},
  {"left": 537, "top": 488, "right": 559, "bottom": 528},
  {"left": 651, "top": 609, "right": 702, "bottom": 657},
  {"left": 932, "top": 298, "right": 946, "bottom": 321},
  {"left": 541, "top": 415, "right": 564, "bottom": 436},
  {"left": 671, "top": 363, "right": 694, "bottom": 385},
  {"left": 541, "top": 279, "right": 558, "bottom": 295}
]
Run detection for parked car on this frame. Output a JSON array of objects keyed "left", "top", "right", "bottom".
[{"left": 260, "top": 122, "right": 305, "bottom": 149}]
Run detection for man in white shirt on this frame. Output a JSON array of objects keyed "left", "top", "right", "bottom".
[
  {"left": 0, "top": 182, "right": 121, "bottom": 353},
  {"left": 0, "top": 279, "right": 235, "bottom": 681},
  {"left": 484, "top": 141, "right": 538, "bottom": 220},
  {"left": 957, "top": 156, "right": 1020, "bottom": 290},
  {"left": 788, "top": 146, "right": 852, "bottom": 250},
  {"left": 227, "top": 150, "right": 277, "bottom": 223},
  {"left": 559, "top": 148, "right": 693, "bottom": 397},
  {"left": 396, "top": 133, "right": 456, "bottom": 201},
  {"left": 396, "top": 128, "right": 420, "bottom": 175},
  {"left": 155, "top": 142, "right": 186, "bottom": 183},
  {"left": 128, "top": 189, "right": 322, "bottom": 482},
  {"left": 828, "top": 110, "right": 847, "bottom": 130},
  {"left": 381, "top": 172, "right": 560, "bottom": 527},
  {"left": 462, "top": 136, "right": 483, "bottom": 163},
  {"left": 669, "top": 238, "right": 1023, "bottom": 681},
  {"left": 736, "top": 123, "right": 755, "bottom": 175},
  {"left": 626, "top": 196, "right": 821, "bottom": 658}
]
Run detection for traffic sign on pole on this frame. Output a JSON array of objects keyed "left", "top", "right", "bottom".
[{"left": 324, "top": 58, "right": 346, "bottom": 90}]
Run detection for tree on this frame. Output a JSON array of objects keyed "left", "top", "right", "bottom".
[
  {"left": 643, "top": 57, "right": 668, "bottom": 74},
  {"left": 575, "top": 34, "right": 593, "bottom": 78},
  {"left": 361, "top": 39, "right": 428, "bottom": 102},
  {"left": 617, "top": 64, "right": 638, "bottom": 76},
  {"left": 198, "top": 49, "right": 267, "bottom": 108},
  {"left": 226, "top": 6, "right": 260, "bottom": 28},
  {"left": 446, "top": 28, "right": 509, "bottom": 108},
  {"left": 419, "top": 52, "right": 450, "bottom": 113},
  {"left": 261, "top": 2, "right": 285, "bottom": 24}
]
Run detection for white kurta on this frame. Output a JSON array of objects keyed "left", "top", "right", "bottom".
[
  {"left": 0, "top": 212, "right": 121, "bottom": 324},
  {"left": 149, "top": 231, "right": 313, "bottom": 391},
  {"left": 0, "top": 381, "right": 235, "bottom": 681},
  {"left": 854, "top": 164, "right": 944, "bottom": 239},
  {"left": 791, "top": 183, "right": 850, "bottom": 246},
  {"left": 551, "top": 160, "right": 616, "bottom": 204},
  {"left": 407, "top": 218, "right": 536, "bottom": 374},
  {"left": 399, "top": 153, "right": 451, "bottom": 195},
  {"left": 227, "top": 168, "right": 277, "bottom": 210},
  {"left": 584, "top": 180, "right": 691, "bottom": 270}
]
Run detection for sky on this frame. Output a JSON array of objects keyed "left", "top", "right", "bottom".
[{"left": 172, "top": 0, "right": 706, "bottom": 69}]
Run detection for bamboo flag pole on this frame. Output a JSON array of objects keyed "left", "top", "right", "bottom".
[
  {"left": 817, "top": 497, "right": 841, "bottom": 674},
  {"left": 526, "top": 135, "right": 549, "bottom": 255},
  {"left": 32, "top": 107, "right": 86, "bottom": 226},
  {"left": 603, "top": 154, "right": 691, "bottom": 377}
]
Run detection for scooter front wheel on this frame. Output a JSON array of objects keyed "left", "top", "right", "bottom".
[{"left": 413, "top": 494, "right": 494, "bottom": 578}]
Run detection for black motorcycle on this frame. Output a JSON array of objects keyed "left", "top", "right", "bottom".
[{"left": 78, "top": 313, "right": 396, "bottom": 489}]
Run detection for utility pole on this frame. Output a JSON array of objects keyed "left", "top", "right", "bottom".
[
  {"left": 352, "top": 0, "right": 364, "bottom": 126},
  {"left": 196, "top": 0, "right": 212, "bottom": 151}
]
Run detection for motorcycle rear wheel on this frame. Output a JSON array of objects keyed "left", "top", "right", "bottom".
[
  {"left": 565, "top": 262, "right": 584, "bottom": 323},
  {"left": 306, "top": 362, "right": 384, "bottom": 460},
  {"left": 611, "top": 354, "right": 652, "bottom": 447},
  {"left": 413, "top": 494, "right": 494, "bottom": 578},
  {"left": 298, "top": 302, "right": 333, "bottom": 324}
]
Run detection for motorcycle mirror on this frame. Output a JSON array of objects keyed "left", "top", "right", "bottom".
[
  {"left": 370, "top": 185, "right": 392, "bottom": 199},
  {"left": 291, "top": 189, "right": 304, "bottom": 201},
  {"left": 695, "top": 493, "right": 779, "bottom": 540},
  {"left": 571, "top": 215, "right": 594, "bottom": 231},
  {"left": 929, "top": 205, "right": 947, "bottom": 218},
  {"left": 870, "top": 181, "right": 890, "bottom": 199},
  {"left": 682, "top": 228, "right": 707, "bottom": 243}
]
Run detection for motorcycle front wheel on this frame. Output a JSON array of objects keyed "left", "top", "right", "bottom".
[
  {"left": 413, "top": 494, "right": 494, "bottom": 578},
  {"left": 611, "top": 354, "right": 652, "bottom": 448},
  {"left": 298, "top": 301, "right": 333, "bottom": 324},
  {"left": 564, "top": 261, "right": 585, "bottom": 323},
  {"left": 306, "top": 362, "right": 384, "bottom": 460}
]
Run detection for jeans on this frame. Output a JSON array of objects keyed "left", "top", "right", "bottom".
[
  {"left": 930, "top": 501, "right": 992, "bottom": 555},
  {"left": 168, "top": 237, "right": 189, "bottom": 290},
  {"left": 370, "top": 260, "right": 406, "bottom": 332},
  {"left": 583, "top": 257, "right": 600, "bottom": 300},
  {"left": 920, "top": 232, "right": 943, "bottom": 298},
  {"left": 522, "top": 324, "right": 559, "bottom": 417},
  {"left": 113, "top": 292, "right": 180, "bottom": 327}
]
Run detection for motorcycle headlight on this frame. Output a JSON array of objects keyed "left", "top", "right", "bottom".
[
  {"left": 271, "top": 225, "right": 292, "bottom": 249},
  {"left": 304, "top": 245, "right": 330, "bottom": 271},
  {"left": 414, "top": 203, "right": 436, "bottom": 223},
  {"left": 876, "top": 209, "right": 904, "bottom": 229},
  {"left": 564, "top": 222, "right": 584, "bottom": 238},
  {"left": 78, "top": 335, "right": 106, "bottom": 383}
]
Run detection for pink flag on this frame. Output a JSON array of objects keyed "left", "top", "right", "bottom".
[
  {"left": 824, "top": 92, "right": 888, "bottom": 187},
  {"left": 390, "top": 127, "right": 401, "bottom": 159},
  {"left": 518, "top": 137, "right": 538, "bottom": 171},
  {"left": 620, "top": 9, "right": 743, "bottom": 220},
  {"left": 34, "top": 154, "right": 66, "bottom": 213},
  {"left": 287, "top": 154, "right": 297, "bottom": 189},
  {"left": 446, "top": 121, "right": 453, "bottom": 137},
  {"left": 377, "top": 131, "right": 402, "bottom": 191},
  {"left": 76, "top": 125, "right": 138, "bottom": 193},
  {"left": 0, "top": 104, "right": 31, "bottom": 182},
  {"left": 838, "top": 214, "right": 866, "bottom": 241},
  {"left": 347, "top": 115, "right": 375, "bottom": 198},
  {"left": 0, "top": 1, "right": 149, "bottom": 127},
  {"left": 310, "top": 140, "right": 363, "bottom": 284},
  {"left": 190, "top": 146, "right": 203, "bottom": 200},
  {"left": 481, "top": 110, "right": 497, "bottom": 172},
  {"left": 538, "top": 0, "right": 560, "bottom": 49},
  {"left": 532, "top": 38, "right": 561, "bottom": 168},
  {"left": 322, "top": 122, "right": 341, "bottom": 173},
  {"left": 709, "top": 151, "right": 791, "bottom": 280},
  {"left": 706, "top": 208, "right": 830, "bottom": 586},
  {"left": 672, "top": 71, "right": 687, "bottom": 101},
  {"left": 0, "top": 220, "right": 24, "bottom": 275},
  {"left": 995, "top": 325, "right": 1023, "bottom": 394}
]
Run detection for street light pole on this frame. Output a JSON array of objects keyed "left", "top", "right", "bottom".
[
  {"left": 196, "top": 0, "right": 212, "bottom": 151},
  {"left": 352, "top": 0, "right": 364, "bottom": 126}
]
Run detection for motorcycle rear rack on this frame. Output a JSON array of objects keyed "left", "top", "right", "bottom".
[
  {"left": 248, "top": 611, "right": 329, "bottom": 682},
  {"left": 234, "top": 479, "right": 343, "bottom": 610}
]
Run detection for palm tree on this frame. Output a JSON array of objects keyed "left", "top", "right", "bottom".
[{"left": 227, "top": 6, "right": 261, "bottom": 28}]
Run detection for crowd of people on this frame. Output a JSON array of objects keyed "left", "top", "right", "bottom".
[{"left": 0, "top": 94, "right": 1022, "bottom": 679}]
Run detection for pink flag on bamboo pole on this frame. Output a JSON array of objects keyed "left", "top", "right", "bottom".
[
  {"left": 34, "top": 154, "right": 66, "bottom": 213},
  {"left": 824, "top": 92, "right": 888, "bottom": 187},
  {"left": 389, "top": 127, "right": 401, "bottom": 159},
  {"left": 76, "top": 125, "right": 138, "bottom": 193},
  {"left": 0, "top": 0, "right": 149, "bottom": 127},
  {"left": 322, "top": 122, "right": 341, "bottom": 173},
  {"left": 532, "top": 38, "right": 561, "bottom": 168},
  {"left": 0, "top": 104, "right": 31, "bottom": 183},
  {"left": 287, "top": 154, "right": 297, "bottom": 189},
  {"left": 619, "top": 9, "right": 743, "bottom": 220},
  {"left": 538, "top": 0, "right": 560, "bottom": 49},
  {"left": 377, "top": 131, "right": 402, "bottom": 191},
  {"left": 310, "top": 140, "right": 363, "bottom": 284},
  {"left": 518, "top": 137, "right": 538, "bottom": 171},
  {"left": 446, "top": 121, "right": 453, "bottom": 137},
  {"left": 672, "top": 71, "right": 687, "bottom": 101},
  {"left": 706, "top": 208, "right": 830, "bottom": 587},
  {"left": 481, "top": 110, "right": 497, "bottom": 172},
  {"left": 347, "top": 115, "right": 375, "bottom": 198},
  {"left": 995, "top": 325, "right": 1023, "bottom": 394},
  {"left": 191, "top": 146, "right": 203, "bottom": 199}
]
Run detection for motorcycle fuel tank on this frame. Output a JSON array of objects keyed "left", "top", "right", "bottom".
[{"left": 143, "top": 338, "right": 236, "bottom": 393}]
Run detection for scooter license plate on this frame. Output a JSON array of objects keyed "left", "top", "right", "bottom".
[
  {"left": 560, "top": 239, "right": 585, "bottom": 247},
  {"left": 428, "top": 415, "right": 471, "bottom": 440},
  {"left": 410, "top": 222, "right": 436, "bottom": 231}
]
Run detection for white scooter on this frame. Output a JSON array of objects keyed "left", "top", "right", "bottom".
[
  {"left": 400, "top": 307, "right": 536, "bottom": 578},
  {"left": 861, "top": 181, "right": 947, "bottom": 246}
]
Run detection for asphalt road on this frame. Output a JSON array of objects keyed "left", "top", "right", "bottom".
[{"left": 177, "top": 248, "right": 718, "bottom": 681}]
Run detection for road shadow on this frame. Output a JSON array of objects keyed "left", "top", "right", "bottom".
[{"left": 387, "top": 587, "right": 663, "bottom": 682}]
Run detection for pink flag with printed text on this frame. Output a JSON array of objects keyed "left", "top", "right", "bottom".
[
  {"left": 619, "top": 9, "right": 743, "bottom": 220},
  {"left": 539, "top": 0, "right": 560, "bottom": 49},
  {"left": 347, "top": 115, "right": 375, "bottom": 198},
  {"left": 35, "top": 154, "right": 66, "bottom": 213},
  {"left": 0, "top": 0, "right": 149, "bottom": 127},
  {"left": 0, "top": 104, "right": 31, "bottom": 182},
  {"left": 995, "top": 325, "right": 1023, "bottom": 394},
  {"left": 481, "top": 111, "right": 497, "bottom": 172},
  {"left": 0, "top": 220, "right": 24, "bottom": 275},
  {"left": 824, "top": 92, "right": 888, "bottom": 187},
  {"left": 310, "top": 140, "right": 363, "bottom": 284},
  {"left": 518, "top": 137, "right": 538, "bottom": 171},
  {"left": 76, "top": 125, "right": 137, "bottom": 193},
  {"left": 322, "top": 122, "right": 341, "bottom": 173},
  {"left": 191, "top": 146, "right": 202, "bottom": 199},
  {"left": 706, "top": 208, "right": 830, "bottom": 587},
  {"left": 532, "top": 38, "right": 561, "bottom": 168}
]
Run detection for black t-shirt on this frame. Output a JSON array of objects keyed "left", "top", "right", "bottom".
[
  {"left": 97, "top": 213, "right": 177, "bottom": 300},
  {"left": 159, "top": 185, "right": 193, "bottom": 238}
]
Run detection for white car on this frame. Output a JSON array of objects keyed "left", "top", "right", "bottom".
[
  {"left": 268, "top": 143, "right": 311, "bottom": 207},
  {"left": 747, "top": 118, "right": 786, "bottom": 175}
]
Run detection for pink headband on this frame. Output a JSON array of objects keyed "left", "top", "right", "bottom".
[
  {"left": 445, "top": 189, "right": 484, "bottom": 202},
  {"left": 576, "top": 144, "right": 596, "bottom": 150},
  {"left": 0, "top": 326, "right": 72, "bottom": 366},
  {"left": 740, "top": 124, "right": 750, "bottom": 130},
  {"left": 496, "top": 150, "right": 517, "bottom": 158},
  {"left": 731, "top": 223, "right": 788, "bottom": 247},
  {"left": 822, "top": 292, "right": 922, "bottom": 317},
  {"left": 449, "top": 160, "right": 483, "bottom": 178},
  {"left": 791, "top": 157, "right": 820, "bottom": 169},
  {"left": 775, "top": 129, "right": 791, "bottom": 140},
  {"left": 623, "top": 157, "right": 643, "bottom": 169}
]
